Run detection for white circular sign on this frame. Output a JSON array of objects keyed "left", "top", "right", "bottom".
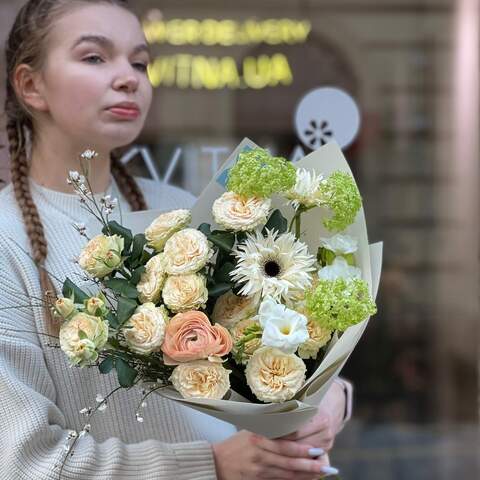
[{"left": 294, "top": 87, "right": 361, "bottom": 150}]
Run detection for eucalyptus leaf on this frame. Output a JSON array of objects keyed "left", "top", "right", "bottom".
[
  {"left": 116, "top": 357, "right": 137, "bottom": 387},
  {"left": 130, "top": 234, "right": 147, "bottom": 262},
  {"left": 208, "top": 282, "right": 232, "bottom": 298},
  {"left": 130, "top": 265, "right": 146, "bottom": 285},
  {"left": 208, "top": 231, "right": 235, "bottom": 252},
  {"left": 62, "top": 278, "right": 89, "bottom": 304},
  {"left": 104, "top": 278, "right": 138, "bottom": 299},
  {"left": 116, "top": 297, "right": 137, "bottom": 326},
  {"left": 263, "top": 209, "right": 288, "bottom": 235},
  {"left": 99, "top": 356, "right": 114, "bottom": 374},
  {"left": 198, "top": 223, "right": 212, "bottom": 236},
  {"left": 214, "top": 262, "right": 235, "bottom": 283},
  {"left": 106, "top": 311, "right": 119, "bottom": 329}
]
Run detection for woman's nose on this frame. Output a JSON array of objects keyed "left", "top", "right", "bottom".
[{"left": 112, "top": 64, "right": 139, "bottom": 92}]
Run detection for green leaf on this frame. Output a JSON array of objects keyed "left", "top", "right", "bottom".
[
  {"left": 130, "top": 265, "right": 146, "bottom": 285},
  {"left": 78, "top": 329, "right": 88, "bottom": 340},
  {"left": 263, "top": 209, "right": 288, "bottom": 235},
  {"left": 117, "top": 297, "right": 137, "bottom": 326},
  {"left": 103, "top": 221, "right": 133, "bottom": 253},
  {"left": 208, "top": 231, "right": 235, "bottom": 252},
  {"left": 116, "top": 357, "right": 137, "bottom": 387},
  {"left": 62, "top": 278, "right": 89, "bottom": 304},
  {"left": 106, "top": 311, "right": 119, "bottom": 329},
  {"left": 198, "top": 223, "right": 212, "bottom": 236},
  {"left": 104, "top": 278, "right": 138, "bottom": 299},
  {"left": 208, "top": 282, "right": 232, "bottom": 298},
  {"left": 99, "top": 356, "right": 114, "bottom": 374},
  {"left": 130, "top": 234, "right": 147, "bottom": 261},
  {"left": 214, "top": 262, "right": 235, "bottom": 283}
]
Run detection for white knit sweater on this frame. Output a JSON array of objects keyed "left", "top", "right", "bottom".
[{"left": 0, "top": 176, "right": 237, "bottom": 480}]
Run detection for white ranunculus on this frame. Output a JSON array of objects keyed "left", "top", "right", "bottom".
[
  {"left": 211, "top": 291, "right": 260, "bottom": 329},
  {"left": 245, "top": 346, "right": 306, "bottom": 403},
  {"left": 170, "top": 360, "right": 231, "bottom": 399},
  {"left": 145, "top": 209, "right": 192, "bottom": 252},
  {"left": 318, "top": 257, "right": 362, "bottom": 281},
  {"left": 258, "top": 297, "right": 309, "bottom": 354},
  {"left": 59, "top": 312, "right": 109, "bottom": 367},
  {"left": 163, "top": 228, "right": 212, "bottom": 275},
  {"left": 162, "top": 273, "right": 208, "bottom": 313},
  {"left": 78, "top": 234, "right": 124, "bottom": 278},
  {"left": 137, "top": 254, "right": 167, "bottom": 304},
  {"left": 212, "top": 192, "right": 271, "bottom": 232},
  {"left": 123, "top": 303, "right": 168, "bottom": 355}
]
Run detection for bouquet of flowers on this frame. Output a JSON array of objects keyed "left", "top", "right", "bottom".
[{"left": 41, "top": 139, "right": 381, "bottom": 468}]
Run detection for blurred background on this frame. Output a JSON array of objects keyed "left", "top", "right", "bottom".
[{"left": 0, "top": 0, "right": 478, "bottom": 478}]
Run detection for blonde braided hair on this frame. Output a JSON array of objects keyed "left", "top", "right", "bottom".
[{"left": 4, "top": 0, "right": 147, "bottom": 335}]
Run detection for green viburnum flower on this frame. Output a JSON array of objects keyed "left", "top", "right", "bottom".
[
  {"left": 227, "top": 148, "right": 296, "bottom": 198},
  {"left": 318, "top": 171, "right": 362, "bottom": 232},
  {"left": 305, "top": 278, "right": 377, "bottom": 332}
]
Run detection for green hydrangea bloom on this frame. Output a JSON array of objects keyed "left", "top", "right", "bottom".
[
  {"left": 318, "top": 171, "right": 362, "bottom": 232},
  {"left": 305, "top": 278, "right": 377, "bottom": 332},
  {"left": 227, "top": 148, "right": 296, "bottom": 198}
]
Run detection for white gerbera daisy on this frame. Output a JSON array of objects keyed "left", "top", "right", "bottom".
[
  {"left": 285, "top": 168, "right": 324, "bottom": 209},
  {"left": 230, "top": 230, "right": 316, "bottom": 303}
]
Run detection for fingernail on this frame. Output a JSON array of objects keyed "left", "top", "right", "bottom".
[
  {"left": 320, "top": 466, "right": 339, "bottom": 476},
  {"left": 308, "top": 447, "right": 325, "bottom": 457}
]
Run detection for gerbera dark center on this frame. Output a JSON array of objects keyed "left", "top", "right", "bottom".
[{"left": 264, "top": 260, "right": 281, "bottom": 277}]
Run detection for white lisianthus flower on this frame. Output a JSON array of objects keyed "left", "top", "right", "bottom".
[
  {"left": 211, "top": 291, "right": 260, "bottom": 329},
  {"left": 285, "top": 168, "right": 324, "bottom": 209},
  {"left": 245, "top": 346, "right": 306, "bottom": 403},
  {"left": 258, "top": 297, "right": 309, "bottom": 354},
  {"left": 145, "top": 209, "right": 192, "bottom": 252},
  {"left": 318, "top": 256, "right": 362, "bottom": 281},
  {"left": 137, "top": 254, "right": 167, "bottom": 304},
  {"left": 297, "top": 320, "right": 332, "bottom": 360},
  {"left": 162, "top": 273, "right": 208, "bottom": 313},
  {"left": 78, "top": 234, "right": 124, "bottom": 278},
  {"left": 319, "top": 234, "right": 358, "bottom": 255},
  {"left": 170, "top": 360, "right": 231, "bottom": 399},
  {"left": 123, "top": 303, "right": 168, "bottom": 355},
  {"left": 59, "top": 312, "right": 109, "bottom": 367},
  {"left": 212, "top": 192, "right": 271, "bottom": 232},
  {"left": 163, "top": 228, "right": 212, "bottom": 275}
]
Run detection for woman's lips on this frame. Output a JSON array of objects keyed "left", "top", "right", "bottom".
[{"left": 107, "top": 107, "right": 140, "bottom": 119}]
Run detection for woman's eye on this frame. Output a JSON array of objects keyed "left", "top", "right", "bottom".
[
  {"left": 83, "top": 55, "right": 104, "bottom": 64},
  {"left": 133, "top": 63, "right": 148, "bottom": 73}
]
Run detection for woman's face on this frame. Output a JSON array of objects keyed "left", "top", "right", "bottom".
[{"left": 37, "top": 3, "right": 153, "bottom": 150}]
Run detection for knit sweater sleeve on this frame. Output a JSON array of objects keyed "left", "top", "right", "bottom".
[{"left": 0, "top": 232, "right": 217, "bottom": 480}]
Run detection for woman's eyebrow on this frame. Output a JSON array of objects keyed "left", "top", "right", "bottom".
[{"left": 71, "top": 34, "right": 151, "bottom": 58}]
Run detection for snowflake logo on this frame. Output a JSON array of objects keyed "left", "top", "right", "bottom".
[{"left": 303, "top": 119, "right": 334, "bottom": 148}]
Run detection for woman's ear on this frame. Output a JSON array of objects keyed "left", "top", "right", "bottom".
[{"left": 13, "top": 64, "right": 49, "bottom": 112}]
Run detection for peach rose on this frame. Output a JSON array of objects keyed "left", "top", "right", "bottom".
[{"left": 161, "top": 311, "right": 233, "bottom": 363}]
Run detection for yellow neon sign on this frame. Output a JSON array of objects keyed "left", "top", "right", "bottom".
[
  {"left": 143, "top": 18, "right": 311, "bottom": 46},
  {"left": 147, "top": 53, "right": 293, "bottom": 90}
]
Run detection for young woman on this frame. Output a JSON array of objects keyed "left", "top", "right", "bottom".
[{"left": 0, "top": 1, "right": 351, "bottom": 478}]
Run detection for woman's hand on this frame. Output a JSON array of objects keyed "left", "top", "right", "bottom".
[
  {"left": 280, "top": 380, "right": 347, "bottom": 451},
  {"left": 212, "top": 430, "right": 333, "bottom": 480}
]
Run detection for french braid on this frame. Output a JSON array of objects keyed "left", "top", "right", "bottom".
[{"left": 3, "top": 0, "right": 147, "bottom": 335}]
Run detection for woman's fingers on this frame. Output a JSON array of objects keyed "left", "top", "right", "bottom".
[{"left": 255, "top": 435, "right": 319, "bottom": 458}]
